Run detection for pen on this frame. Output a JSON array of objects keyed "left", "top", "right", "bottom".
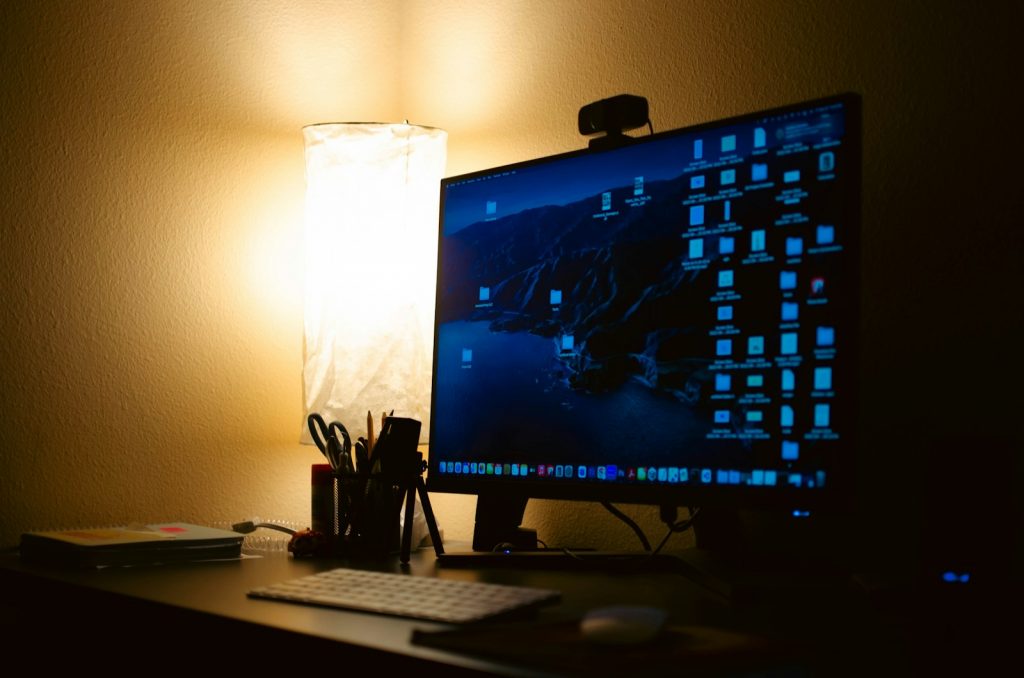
[{"left": 367, "top": 410, "right": 375, "bottom": 456}]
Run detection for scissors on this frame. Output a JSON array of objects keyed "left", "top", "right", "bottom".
[{"left": 307, "top": 413, "right": 353, "bottom": 474}]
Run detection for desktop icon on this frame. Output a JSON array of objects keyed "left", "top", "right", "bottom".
[
  {"left": 748, "top": 336, "right": 764, "bottom": 355},
  {"left": 719, "top": 236, "right": 735, "bottom": 255},
  {"left": 689, "top": 238, "right": 704, "bottom": 259},
  {"left": 714, "top": 410, "right": 730, "bottom": 424},
  {"left": 694, "top": 139, "right": 704, "bottom": 159},
  {"left": 561, "top": 335, "right": 575, "bottom": 352},
  {"left": 723, "top": 200, "right": 732, "bottom": 221},
  {"left": 715, "top": 373, "right": 732, "bottom": 392},
  {"left": 784, "top": 169, "right": 801, "bottom": 183},
  {"left": 720, "top": 169, "right": 736, "bottom": 185},
  {"left": 718, "top": 270, "right": 734, "bottom": 287},
  {"left": 752, "top": 470, "right": 765, "bottom": 485},
  {"left": 814, "top": 367, "right": 833, "bottom": 390},
  {"left": 690, "top": 175, "right": 705, "bottom": 189},
  {"left": 634, "top": 176, "right": 644, "bottom": 196},
  {"left": 747, "top": 374, "right": 764, "bottom": 388},
  {"left": 814, "top": 403, "right": 831, "bottom": 427},
  {"left": 751, "top": 230, "right": 766, "bottom": 251},
  {"left": 810, "top": 277, "right": 826, "bottom": 297},
  {"left": 818, "top": 151, "right": 835, "bottom": 172},
  {"left": 461, "top": 348, "right": 473, "bottom": 364},
  {"left": 751, "top": 163, "right": 768, "bottom": 181},
  {"left": 486, "top": 200, "right": 497, "bottom": 215},
  {"left": 721, "top": 135, "right": 736, "bottom": 152},
  {"left": 717, "top": 305, "right": 734, "bottom": 322},
  {"left": 780, "top": 405, "right": 794, "bottom": 428},
  {"left": 782, "top": 440, "right": 800, "bottom": 460},
  {"left": 781, "top": 368, "right": 796, "bottom": 391},
  {"left": 753, "top": 127, "right": 766, "bottom": 148},
  {"left": 786, "top": 237, "right": 803, "bottom": 257},
  {"left": 781, "top": 332, "right": 798, "bottom": 355},
  {"left": 817, "top": 224, "right": 835, "bottom": 245},
  {"left": 817, "top": 326, "right": 835, "bottom": 346},
  {"left": 781, "top": 301, "right": 799, "bottom": 321},
  {"left": 746, "top": 410, "right": 763, "bottom": 423},
  {"left": 479, "top": 286, "right": 490, "bottom": 301},
  {"left": 550, "top": 289, "right": 562, "bottom": 305},
  {"left": 780, "top": 270, "right": 797, "bottom": 290},
  {"left": 601, "top": 192, "right": 612, "bottom": 211},
  {"left": 690, "top": 204, "right": 705, "bottom": 226},
  {"left": 716, "top": 339, "right": 732, "bottom": 356}
]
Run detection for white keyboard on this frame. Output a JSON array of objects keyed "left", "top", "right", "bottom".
[{"left": 248, "top": 567, "right": 561, "bottom": 623}]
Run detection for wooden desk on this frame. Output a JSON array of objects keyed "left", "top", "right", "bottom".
[{"left": 0, "top": 546, "right": 986, "bottom": 675}]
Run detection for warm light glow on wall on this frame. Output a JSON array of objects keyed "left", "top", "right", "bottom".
[{"left": 302, "top": 123, "right": 447, "bottom": 441}]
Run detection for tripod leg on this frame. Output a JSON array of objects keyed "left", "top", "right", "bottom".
[
  {"left": 401, "top": 482, "right": 416, "bottom": 563},
  {"left": 416, "top": 478, "right": 445, "bottom": 556}
]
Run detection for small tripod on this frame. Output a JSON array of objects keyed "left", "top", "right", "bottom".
[{"left": 396, "top": 451, "right": 445, "bottom": 563}]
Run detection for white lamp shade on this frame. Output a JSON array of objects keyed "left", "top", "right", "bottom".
[{"left": 302, "top": 123, "right": 447, "bottom": 442}]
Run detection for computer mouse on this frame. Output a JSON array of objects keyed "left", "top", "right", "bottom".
[{"left": 579, "top": 605, "right": 668, "bottom": 645}]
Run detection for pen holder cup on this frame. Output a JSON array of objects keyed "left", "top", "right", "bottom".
[{"left": 330, "top": 472, "right": 404, "bottom": 558}]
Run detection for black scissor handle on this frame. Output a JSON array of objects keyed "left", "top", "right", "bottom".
[
  {"left": 328, "top": 421, "right": 352, "bottom": 455},
  {"left": 307, "top": 413, "right": 332, "bottom": 454}
]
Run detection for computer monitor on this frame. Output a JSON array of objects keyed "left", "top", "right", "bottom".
[{"left": 427, "top": 93, "right": 860, "bottom": 554}]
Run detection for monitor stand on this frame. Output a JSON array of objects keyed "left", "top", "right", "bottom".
[{"left": 436, "top": 493, "right": 690, "bottom": 572}]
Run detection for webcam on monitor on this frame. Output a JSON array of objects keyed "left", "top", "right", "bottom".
[{"left": 578, "top": 94, "right": 649, "bottom": 149}]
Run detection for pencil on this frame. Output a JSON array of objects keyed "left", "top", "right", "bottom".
[{"left": 367, "top": 410, "right": 375, "bottom": 455}]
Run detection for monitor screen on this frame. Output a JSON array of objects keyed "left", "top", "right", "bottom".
[{"left": 427, "top": 94, "right": 860, "bottom": 512}]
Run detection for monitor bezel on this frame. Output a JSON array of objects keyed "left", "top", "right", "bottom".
[{"left": 426, "top": 92, "right": 861, "bottom": 512}]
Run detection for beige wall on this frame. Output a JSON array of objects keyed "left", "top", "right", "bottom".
[{"left": 1, "top": 1, "right": 1018, "bottom": 551}]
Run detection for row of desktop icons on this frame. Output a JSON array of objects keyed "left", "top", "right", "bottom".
[
  {"left": 713, "top": 326, "right": 835, "bottom": 357},
  {"left": 479, "top": 131, "right": 835, "bottom": 218},
  {"left": 461, "top": 340, "right": 838, "bottom": 370},
  {"left": 712, "top": 366, "right": 834, "bottom": 393},
  {"left": 435, "top": 459, "right": 826, "bottom": 488},
  {"left": 476, "top": 259, "right": 833, "bottom": 314},
  {"left": 686, "top": 224, "right": 837, "bottom": 258}
]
